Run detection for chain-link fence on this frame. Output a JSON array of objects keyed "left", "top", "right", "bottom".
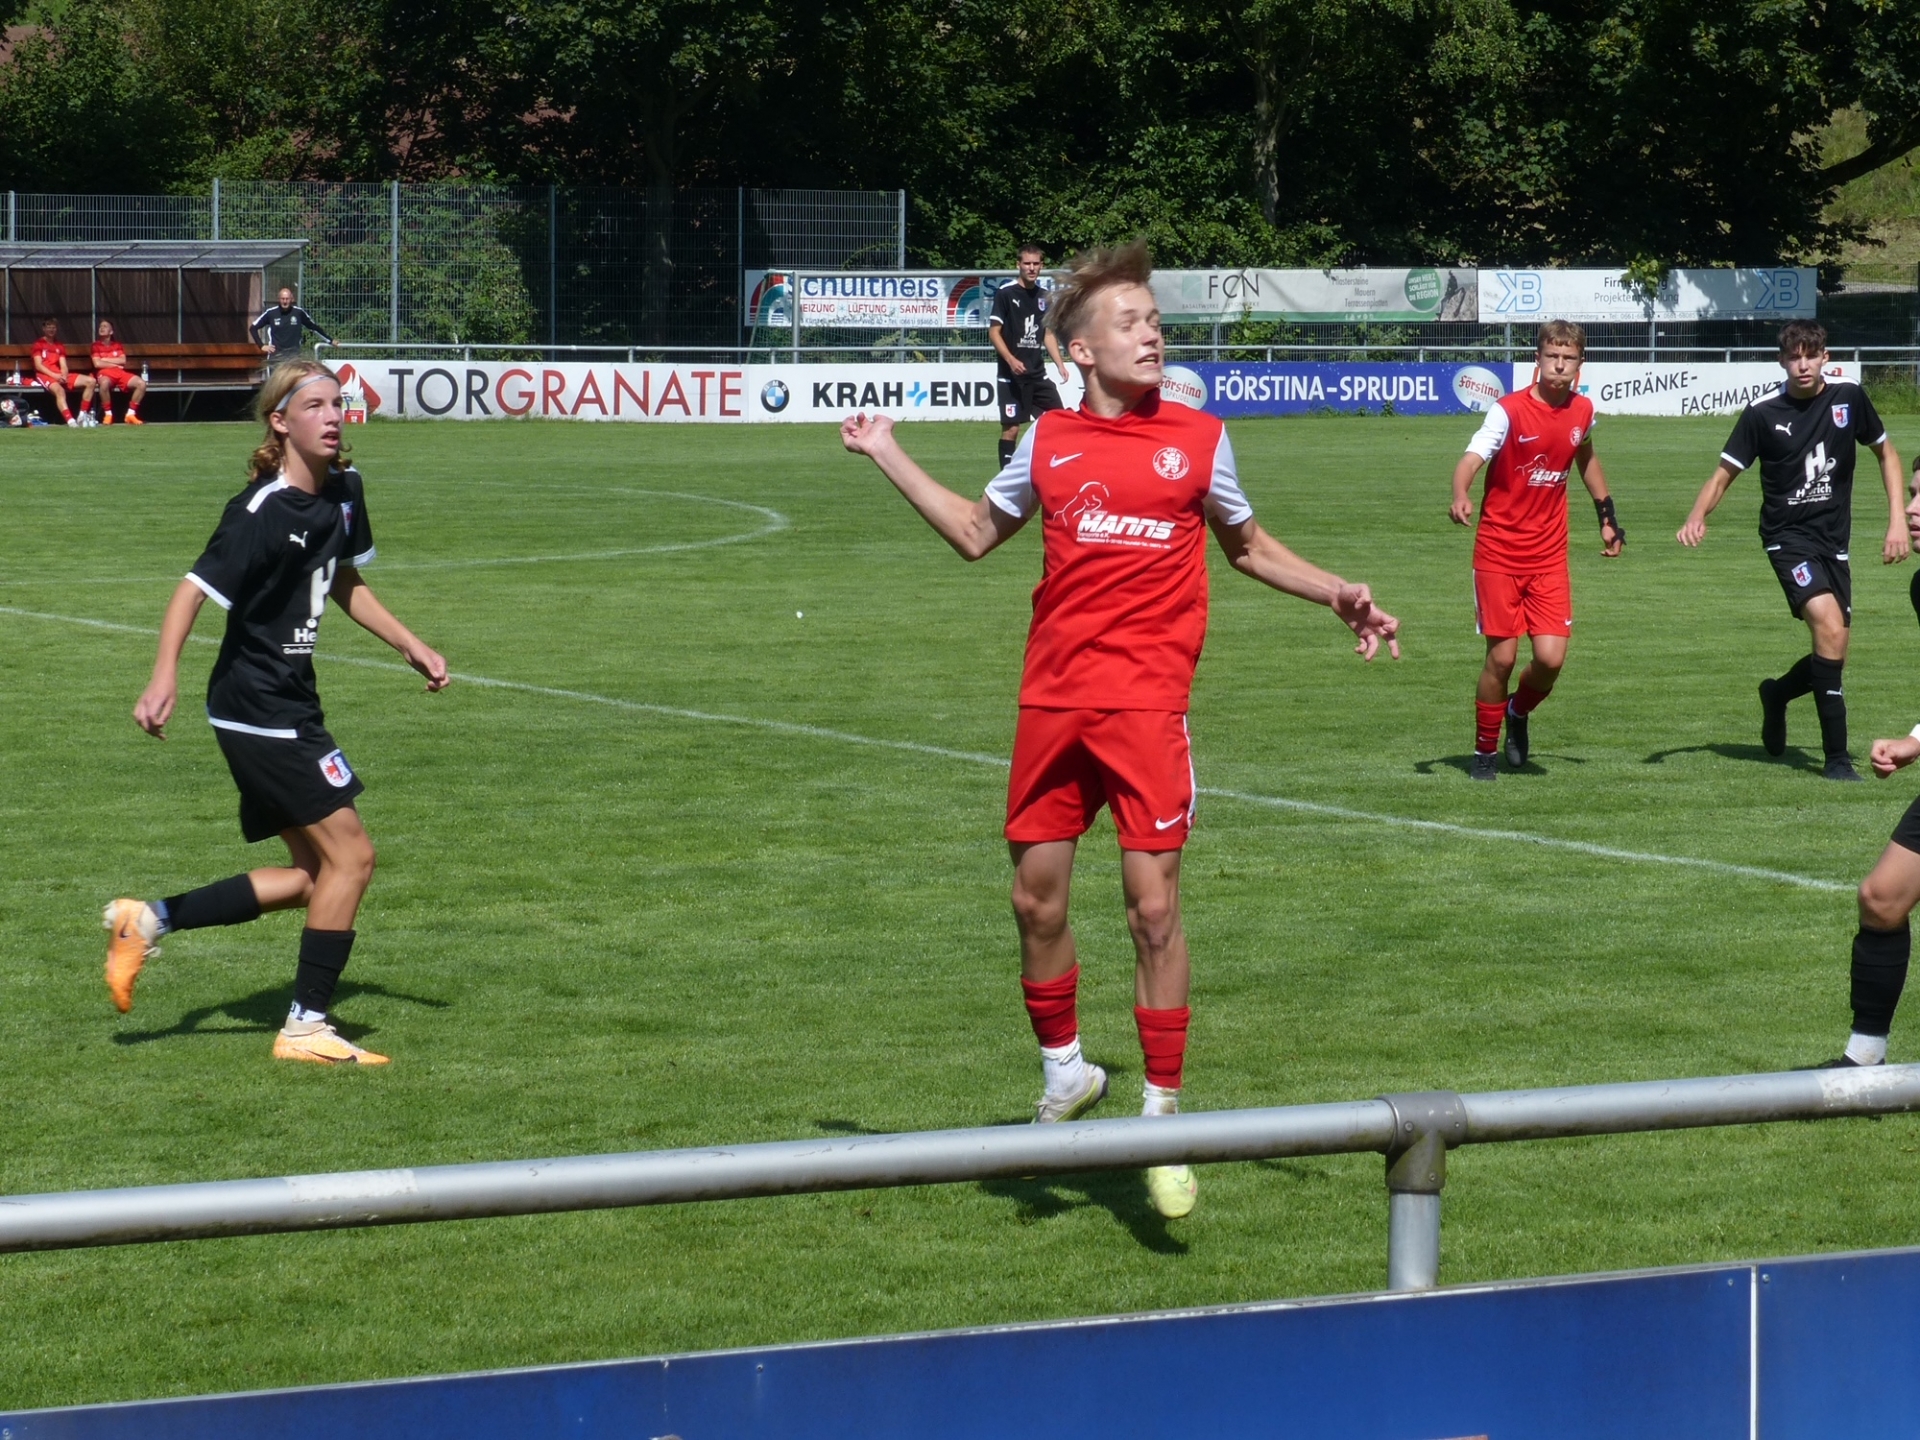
[{"left": 0, "top": 184, "right": 906, "bottom": 349}]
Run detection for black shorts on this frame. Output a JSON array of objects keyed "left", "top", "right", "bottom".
[
  {"left": 212, "top": 722, "right": 364, "bottom": 843},
  {"left": 997, "top": 371, "right": 1063, "bottom": 426},
  {"left": 1766, "top": 548, "right": 1851, "bottom": 624},
  {"left": 1892, "top": 792, "right": 1920, "bottom": 856}
]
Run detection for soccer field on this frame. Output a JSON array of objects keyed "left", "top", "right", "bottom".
[{"left": 6, "top": 412, "right": 1920, "bottom": 1409}]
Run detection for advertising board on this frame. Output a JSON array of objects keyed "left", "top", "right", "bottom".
[
  {"left": 744, "top": 271, "right": 1032, "bottom": 329},
  {"left": 1153, "top": 268, "right": 1478, "bottom": 323},
  {"left": 1164, "top": 360, "right": 1506, "bottom": 416},
  {"left": 1510, "top": 360, "right": 1861, "bottom": 416},
  {"left": 1483, "top": 268, "right": 1816, "bottom": 323}
]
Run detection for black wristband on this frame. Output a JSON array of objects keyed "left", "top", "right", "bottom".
[{"left": 1594, "top": 495, "right": 1618, "bottom": 529}]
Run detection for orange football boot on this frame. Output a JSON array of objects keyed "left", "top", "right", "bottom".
[
  {"left": 124, "top": 413, "right": 143, "bottom": 425},
  {"left": 272, "top": 1020, "right": 389, "bottom": 1065},
  {"left": 102, "top": 899, "right": 161, "bottom": 1012}
]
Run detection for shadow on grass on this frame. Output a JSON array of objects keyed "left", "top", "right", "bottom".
[
  {"left": 1643, "top": 742, "right": 1819, "bottom": 772},
  {"left": 111, "top": 981, "right": 449, "bottom": 1046},
  {"left": 978, "top": 1170, "right": 1190, "bottom": 1255},
  {"left": 1413, "top": 753, "right": 1587, "bottom": 776}
]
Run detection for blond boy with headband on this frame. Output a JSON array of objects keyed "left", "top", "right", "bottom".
[{"left": 102, "top": 362, "right": 448, "bottom": 1063}]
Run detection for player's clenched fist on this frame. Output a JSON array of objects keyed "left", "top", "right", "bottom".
[{"left": 1871, "top": 736, "right": 1920, "bottom": 778}]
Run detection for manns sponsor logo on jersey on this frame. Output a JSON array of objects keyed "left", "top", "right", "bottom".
[
  {"left": 1523, "top": 463, "right": 1569, "bottom": 488},
  {"left": 1054, "top": 481, "right": 1176, "bottom": 547}
]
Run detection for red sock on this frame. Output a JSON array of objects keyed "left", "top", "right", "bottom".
[
  {"left": 1510, "top": 680, "right": 1550, "bottom": 718},
  {"left": 1021, "top": 965, "right": 1079, "bottom": 1048},
  {"left": 1134, "top": 1005, "right": 1191, "bottom": 1090},
  {"left": 1475, "top": 699, "right": 1506, "bottom": 754}
]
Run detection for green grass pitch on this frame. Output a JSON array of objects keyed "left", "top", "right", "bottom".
[{"left": 4, "top": 411, "right": 1920, "bottom": 1407}]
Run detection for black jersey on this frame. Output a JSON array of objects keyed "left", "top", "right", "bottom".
[
  {"left": 186, "top": 468, "right": 375, "bottom": 736},
  {"left": 989, "top": 280, "right": 1049, "bottom": 378},
  {"left": 250, "top": 304, "right": 333, "bottom": 357},
  {"left": 1720, "top": 381, "right": 1887, "bottom": 551}
]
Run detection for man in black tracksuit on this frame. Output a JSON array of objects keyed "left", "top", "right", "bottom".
[{"left": 251, "top": 287, "right": 335, "bottom": 364}]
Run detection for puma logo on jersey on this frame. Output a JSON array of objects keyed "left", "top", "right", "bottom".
[
  {"left": 288, "top": 531, "right": 308, "bottom": 548},
  {"left": 1774, "top": 423, "right": 1793, "bottom": 435},
  {"left": 1049, "top": 452, "right": 1083, "bottom": 468}
]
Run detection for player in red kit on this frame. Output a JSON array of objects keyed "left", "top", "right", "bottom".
[
  {"left": 842, "top": 240, "right": 1400, "bottom": 1220},
  {"left": 89, "top": 319, "right": 146, "bottom": 424},
  {"left": 30, "top": 318, "right": 93, "bottom": 426},
  {"left": 1450, "top": 320, "right": 1622, "bottom": 780}
]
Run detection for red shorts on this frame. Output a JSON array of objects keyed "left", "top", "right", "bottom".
[
  {"left": 32, "top": 372, "right": 85, "bottom": 390},
  {"left": 94, "top": 367, "right": 136, "bottom": 386},
  {"left": 1473, "top": 568, "right": 1572, "bottom": 639},
  {"left": 1006, "top": 707, "right": 1195, "bottom": 852}
]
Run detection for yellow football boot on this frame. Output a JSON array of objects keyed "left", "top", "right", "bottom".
[
  {"left": 102, "top": 899, "right": 161, "bottom": 1012},
  {"left": 272, "top": 1020, "right": 389, "bottom": 1065}
]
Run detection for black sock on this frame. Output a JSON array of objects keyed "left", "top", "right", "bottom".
[
  {"left": 160, "top": 874, "right": 260, "bottom": 933},
  {"left": 998, "top": 438, "right": 1016, "bottom": 467},
  {"left": 1774, "top": 653, "right": 1815, "bottom": 703},
  {"left": 293, "top": 928, "right": 355, "bottom": 1016},
  {"left": 1809, "top": 655, "right": 1848, "bottom": 759},
  {"left": 1851, "top": 922, "right": 1911, "bottom": 1037}
]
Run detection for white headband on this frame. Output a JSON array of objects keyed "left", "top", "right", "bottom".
[{"left": 274, "top": 372, "right": 336, "bottom": 412}]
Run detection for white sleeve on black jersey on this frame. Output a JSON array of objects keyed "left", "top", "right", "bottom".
[
  {"left": 344, "top": 470, "right": 375, "bottom": 565},
  {"left": 1465, "top": 405, "right": 1509, "bottom": 460},
  {"left": 1204, "top": 428, "right": 1253, "bottom": 525},
  {"left": 1720, "top": 405, "right": 1762, "bottom": 471},
  {"left": 988, "top": 282, "right": 1014, "bottom": 330},
  {"left": 983, "top": 424, "right": 1038, "bottom": 517},
  {"left": 186, "top": 497, "right": 264, "bottom": 610},
  {"left": 1853, "top": 386, "right": 1888, "bottom": 447}
]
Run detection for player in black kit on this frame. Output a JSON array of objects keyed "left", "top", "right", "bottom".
[
  {"left": 989, "top": 243, "right": 1068, "bottom": 467},
  {"left": 1678, "top": 320, "right": 1906, "bottom": 781},
  {"left": 102, "top": 361, "right": 448, "bottom": 1064}
]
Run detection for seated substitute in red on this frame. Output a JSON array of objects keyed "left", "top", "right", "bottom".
[
  {"left": 29, "top": 317, "right": 94, "bottom": 424},
  {"left": 841, "top": 239, "right": 1401, "bottom": 1221},
  {"left": 89, "top": 319, "right": 146, "bottom": 425}
]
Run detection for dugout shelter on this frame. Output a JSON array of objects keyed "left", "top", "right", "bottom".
[{"left": 0, "top": 239, "right": 305, "bottom": 399}]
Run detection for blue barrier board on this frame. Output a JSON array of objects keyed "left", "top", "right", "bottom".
[
  {"left": 1759, "top": 1247, "right": 1920, "bottom": 1438},
  {"left": 0, "top": 1265, "right": 1752, "bottom": 1440}
]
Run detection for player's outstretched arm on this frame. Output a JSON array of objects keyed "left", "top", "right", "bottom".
[
  {"left": 134, "top": 579, "right": 208, "bottom": 738},
  {"left": 1677, "top": 465, "right": 1737, "bottom": 547},
  {"left": 1448, "top": 453, "right": 1483, "bottom": 526},
  {"left": 330, "top": 567, "right": 450, "bottom": 691},
  {"left": 1209, "top": 516, "right": 1401, "bottom": 660},
  {"left": 841, "top": 413, "right": 1026, "bottom": 560},
  {"left": 1871, "top": 437, "right": 1909, "bottom": 564},
  {"left": 1573, "top": 443, "right": 1623, "bottom": 557}
]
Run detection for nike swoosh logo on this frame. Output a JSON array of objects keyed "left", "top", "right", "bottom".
[
  {"left": 1049, "top": 453, "right": 1083, "bottom": 468},
  {"left": 1516, "top": 434, "right": 1540, "bottom": 443},
  {"left": 1154, "top": 814, "right": 1187, "bottom": 830}
]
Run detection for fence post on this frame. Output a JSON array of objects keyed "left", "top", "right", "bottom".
[
  {"left": 549, "top": 185, "right": 558, "bottom": 355},
  {"left": 1381, "top": 1091, "right": 1466, "bottom": 1292},
  {"left": 7, "top": 190, "right": 13, "bottom": 244},
  {"left": 737, "top": 187, "right": 746, "bottom": 354},
  {"left": 389, "top": 181, "right": 400, "bottom": 345},
  {"left": 897, "top": 190, "right": 906, "bottom": 269},
  {"left": 210, "top": 178, "right": 220, "bottom": 241}
]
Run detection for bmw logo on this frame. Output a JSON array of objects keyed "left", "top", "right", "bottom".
[{"left": 760, "top": 379, "right": 790, "bottom": 413}]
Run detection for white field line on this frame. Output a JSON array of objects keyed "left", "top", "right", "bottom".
[{"left": 0, "top": 603, "right": 1851, "bottom": 893}]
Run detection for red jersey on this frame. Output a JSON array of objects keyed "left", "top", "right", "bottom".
[
  {"left": 984, "top": 394, "right": 1252, "bottom": 711},
  {"left": 1466, "top": 386, "right": 1597, "bottom": 573},
  {"left": 91, "top": 341, "right": 127, "bottom": 368},
  {"left": 31, "top": 337, "right": 67, "bottom": 376}
]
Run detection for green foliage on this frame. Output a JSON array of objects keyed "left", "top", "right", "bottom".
[{"left": 1, "top": 0, "right": 1919, "bottom": 265}]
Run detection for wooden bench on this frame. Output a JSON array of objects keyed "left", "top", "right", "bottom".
[{"left": 0, "top": 341, "right": 266, "bottom": 390}]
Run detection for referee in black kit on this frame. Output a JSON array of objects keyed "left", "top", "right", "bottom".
[
  {"left": 251, "top": 286, "right": 335, "bottom": 363},
  {"left": 1678, "top": 319, "right": 1907, "bottom": 781},
  {"left": 989, "top": 243, "right": 1069, "bottom": 468}
]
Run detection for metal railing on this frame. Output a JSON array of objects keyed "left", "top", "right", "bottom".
[{"left": 2, "top": 1065, "right": 1916, "bottom": 1292}]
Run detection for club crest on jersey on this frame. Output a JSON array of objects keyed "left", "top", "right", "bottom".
[
  {"left": 1151, "top": 446, "right": 1190, "bottom": 481},
  {"left": 318, "top": 748, "right": 355, "bottom": 788},
  {"left": 340, "top": 501, "right": 355, "bottom": 531},
  {"left": 1832, "top": 404, "right": 1849, "bottom": 428},
  {"left": 1791, "top": 560, "right": 1814, "bottom": 588},
  {"left": 1570, "top": 427, "right": 1584, "bottom": 445}
]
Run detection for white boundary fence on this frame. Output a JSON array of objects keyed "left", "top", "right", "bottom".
[{"left": 3, "top": 1064, "right": 1916, "bottom": 1293}]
